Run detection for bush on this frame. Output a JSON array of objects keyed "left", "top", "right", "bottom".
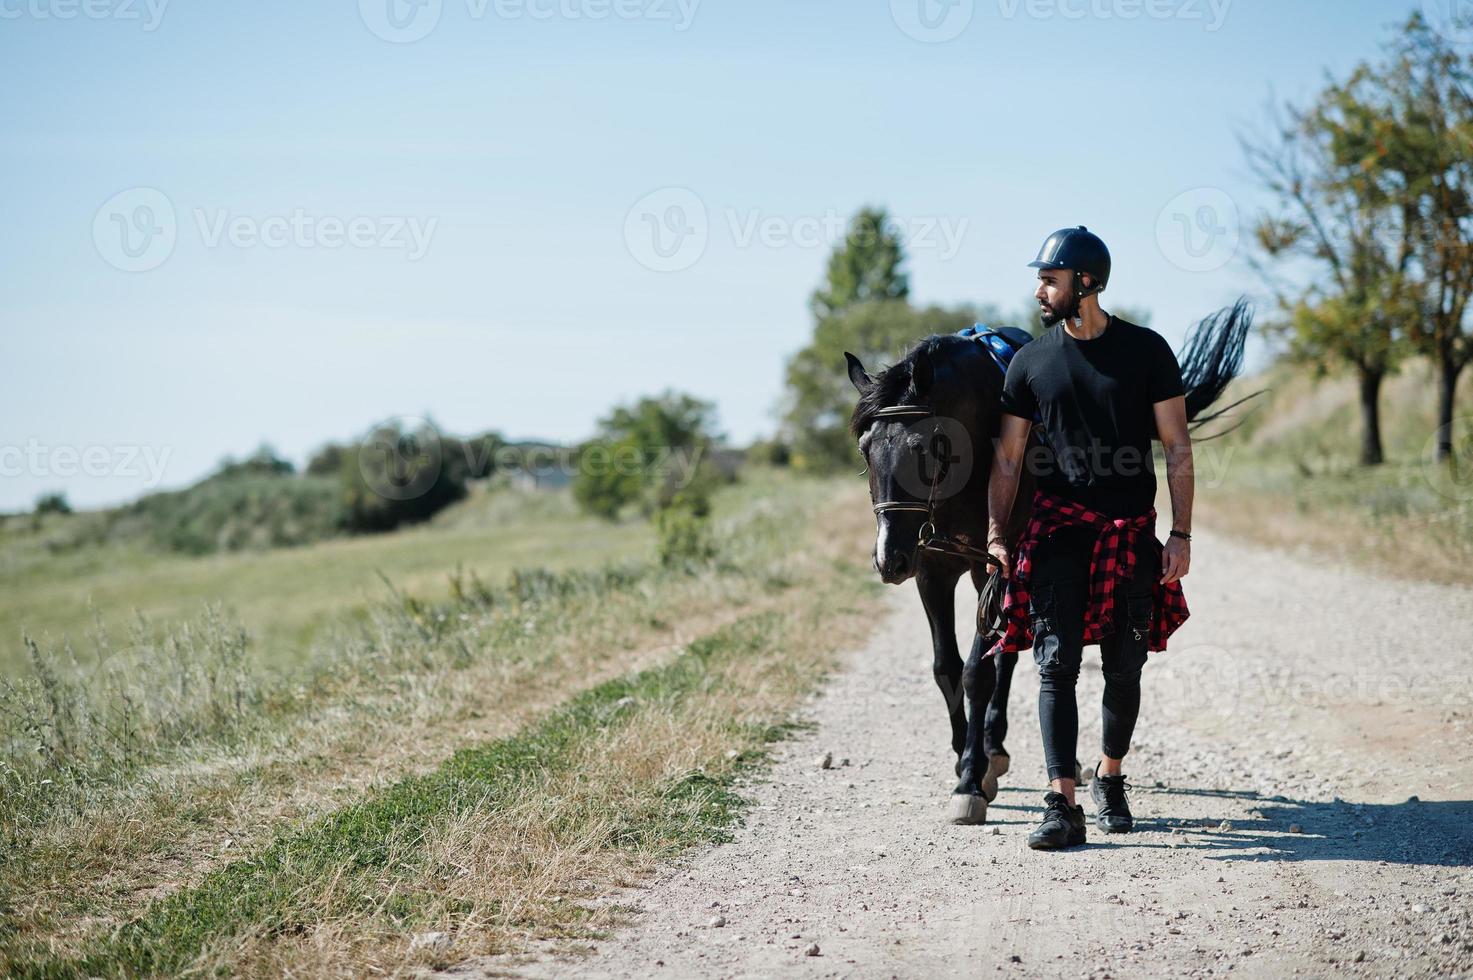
[
  {"left": 654, "top": 487, "right": 716, "bottom": 567},
  {"left": 745, "top": 439, "right": 792, "bottom": 467},
  {"left": 571, "top": 392, "right": 721, "bottom": 520},
  {"left": 123, "top": 475, "right": 345, "bottom": 555},
  {"left": 305, "top": 443, "right": 345, "bottom": 476},
  {"left": 339, "top": 421, "right": 469, "bottom": 534},
  {"left": 655, "top": 504, "right": 714, "bottom": 567},
  {"left": 34, "top": 492, "right": 71, "bottom": 516}
]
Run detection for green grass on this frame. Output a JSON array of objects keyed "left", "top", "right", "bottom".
[
  {"left": 0, "top": 487, "right": 651, "bottom": 674},
  {"left": 15, "top": 616, "right": 774, "bottom": 979},
  {"left": 0, "top": 467, "right": 880, "bottom": 975}
]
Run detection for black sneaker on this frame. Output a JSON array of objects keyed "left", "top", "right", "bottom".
[
  {"left": 1026, "top": 791, "right": 1086, "bottom": 850},
  {"left": 1089, "top": 763, "right": 1134, "bottom": 833}
]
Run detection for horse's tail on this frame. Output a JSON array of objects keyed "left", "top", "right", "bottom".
[{"left": 1177, "top": 297, "right": 1263, "bottom": 439}]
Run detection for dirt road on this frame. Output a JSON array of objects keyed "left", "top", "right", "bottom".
[{"left": 464, "top": 529, "right": 1473, "bottom": 978}]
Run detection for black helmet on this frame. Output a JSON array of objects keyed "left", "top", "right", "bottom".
[{"left": 1028, "top": 226, "right": 1111, "bottom": 297}]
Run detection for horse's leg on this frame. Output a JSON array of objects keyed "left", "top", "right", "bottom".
[
  {"left": 984, "top": 651, "right": 1018, "bottom": 767},
  {"left": 952, "top": 630, "right": 997, "bottom": 823},
  {"left": 965, "top": 563, "right": 1014, "bottom": 795},
  {"left": 915, "top": 558, "right": 967, "bottom": 764}
]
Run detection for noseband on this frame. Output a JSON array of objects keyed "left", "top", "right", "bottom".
[{"left": 864, "top": 404, "right": 1000, "bottom": 570}]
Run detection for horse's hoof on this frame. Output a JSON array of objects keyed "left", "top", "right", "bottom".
[
  {"left": 1075, "top": 758, "right": 1092, "bottom": 787},
  {"left": 989, "top": 752, "right": 1011, "bottom": 777},
  {"left": 980, "top": 755, "right": 1008, "bottom": 802},
  {"left": 948, "top": 793, "right": 989, "bottom": 825}
]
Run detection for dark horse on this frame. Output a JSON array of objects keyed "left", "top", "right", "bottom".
[{"left": 844, "top": 301, "right": 1255, "bottom": 824}]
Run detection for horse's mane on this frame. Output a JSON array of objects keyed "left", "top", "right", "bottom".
[{"left": 849, "top": 335, "right": 994, "bottom": 438}]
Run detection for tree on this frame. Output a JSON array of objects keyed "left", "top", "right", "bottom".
[
  {"left": 571, "top": 391, "right": 721, "bottom": 520},
  {"left": 809, "top": 207, "right": 910, "bottom": 321},
  {"left": 340, "top": 419, "right": 468, "bottom": 532},
  {"left": 1244, "top": 85, "right": 1416, "bottom": 466},
  {"left": 34, "top": 492, "right": 71, "bottom": 516},
  {"left": 1349, "top": 15, "right": 1473, "bottom": 462},
  {"left": 781, "top": 301, "right": 996, "bottom": 470}
]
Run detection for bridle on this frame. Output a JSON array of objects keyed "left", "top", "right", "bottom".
[{"left": 864, "top": 404, "right": 1001, "bottom": 571}]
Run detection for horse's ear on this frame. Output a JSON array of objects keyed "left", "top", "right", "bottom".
[
  {"left": 912, "top": 348, "right": 934, "bottom": 394},
  {"left": 844, "top": 352, "right": 872, "bottom": 392}
]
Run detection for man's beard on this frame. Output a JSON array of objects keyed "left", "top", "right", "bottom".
[{"left": 1039, "top": 285, "right": 1080, "bottom": 327}]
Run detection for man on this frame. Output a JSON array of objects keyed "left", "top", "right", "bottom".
[{"left": 985, "top": 226, "right": 1194, "bottom": 850}]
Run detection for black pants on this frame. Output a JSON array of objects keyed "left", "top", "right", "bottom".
[{"left": 1029, "top": 525, "right": 1157, "bottom": 783}]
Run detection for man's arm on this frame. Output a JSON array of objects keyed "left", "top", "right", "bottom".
[
  {"left": 986, "top": 414, "right": 1033, "bottom": 578},
  {"left": 1153, "top": 394, "right": 1193, "bottom": 584}
]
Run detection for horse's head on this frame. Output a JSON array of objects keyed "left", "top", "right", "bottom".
[{"left": 846, "top": 335, "right": 1001, "bottom": 585}]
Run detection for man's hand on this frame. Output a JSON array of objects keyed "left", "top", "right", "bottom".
[
  {"left": 988, "top": 538, "right": 1011, "bottom": 579},
  {"left": 986, "top": 414, "right": 1031, "bottom": 581},
  {"left": 1161, "top": 536, "right": 1190, "bottom": 584},
  {"left": 1153, "top": 395, "right": 1194, "bottom": 587}
]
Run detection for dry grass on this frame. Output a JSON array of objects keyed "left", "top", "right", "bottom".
[
  {"left": 2, "top": 474, "right": 884, "bottom": 977},
  {"left": 1182, "top": 355, "right": 1473, "bottom": 586},
  {"left": 1188, "top": 443, "right": 1473, "bottom": 587}
]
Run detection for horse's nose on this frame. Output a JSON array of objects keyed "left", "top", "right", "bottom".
[{"left": 887, "top": 549, "right": 911, "bottom": 580}]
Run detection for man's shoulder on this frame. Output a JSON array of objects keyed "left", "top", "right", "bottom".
[
  {"left": 1010, "top": 325, "right": 1057, "bottom": 365},
  {"left": 1112, "top": 317, "right": 1170, "bottom": 349}
]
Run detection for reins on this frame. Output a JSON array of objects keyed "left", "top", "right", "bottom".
[{"left": 865, "top": 404, "right": 1001, "bottom": 572}]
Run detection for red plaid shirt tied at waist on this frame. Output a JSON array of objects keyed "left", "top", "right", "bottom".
[{"left": 986, "top": 490, "right": 1189, "bottom": 658}]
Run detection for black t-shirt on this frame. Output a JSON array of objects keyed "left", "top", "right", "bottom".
[{"left": 1000, "top": 315, "right": 1185, "bottom": 519}]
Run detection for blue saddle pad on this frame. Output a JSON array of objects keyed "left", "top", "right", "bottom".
[{"left": 956, "top": 323, "right": 1033, "bottom": 377}]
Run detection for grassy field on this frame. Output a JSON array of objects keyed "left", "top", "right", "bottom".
[
  {"left": 0, "top": 485, "right": 652, "bottom": 673},
  {"left": 0, "top": 468, "right": 885, "bottom": 977},
  {"left": 1190, "top": 355, "right": 1473, "bottom": 585}
]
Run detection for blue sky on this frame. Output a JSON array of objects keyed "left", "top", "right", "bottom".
[{"left": 0, "top": 0, "right": 1437, "bottom": 509}]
